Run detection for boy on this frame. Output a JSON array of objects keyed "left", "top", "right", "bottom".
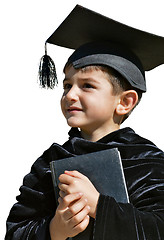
[{"left": 5, "top": 5, "right": 164, "bottom": 240}]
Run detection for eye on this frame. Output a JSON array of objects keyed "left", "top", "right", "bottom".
[
  {"left": 83, "top": 83, "right": 94, "bottom": 89},
  {"left": 63, "top": 83, "right": 72, "bottom": 90}
]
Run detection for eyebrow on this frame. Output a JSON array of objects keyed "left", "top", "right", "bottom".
[
  {"left": 83, "top": 78, "right": 100, "bottom": 84},
  {"left": 63, "top": 77, "right": 100, "bottom": 84},
  {"left": 63, "top": 78, "right": 68, "bottom": 83}
]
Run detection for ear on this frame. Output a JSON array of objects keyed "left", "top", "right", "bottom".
[{"left": 116, "top": 90, "right": 138, "bottom": 116}]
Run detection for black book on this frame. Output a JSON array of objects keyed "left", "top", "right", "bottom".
[{"left": 50, "top": 148, "right": 129, "bottom": 240}]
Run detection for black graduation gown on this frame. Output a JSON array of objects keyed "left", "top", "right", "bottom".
[{"left": 5, "top": 127, "right": 164, "bottom": 240}]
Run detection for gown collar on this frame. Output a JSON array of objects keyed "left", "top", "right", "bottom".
[{"left": 68, "top": 127, "right": 134, "bottom": 144}]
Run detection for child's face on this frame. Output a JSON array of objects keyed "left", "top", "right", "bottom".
[{"left": 61, "top": 66, "right": 121, "bottom": 135}]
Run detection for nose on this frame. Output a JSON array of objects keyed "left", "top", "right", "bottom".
[{"left": 65, "top": 85, "right": 79, "bottom": 102}]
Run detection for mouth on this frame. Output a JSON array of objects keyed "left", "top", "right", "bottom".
[{"left": 67, "top": 106, "right": 82, "bottom": 112}]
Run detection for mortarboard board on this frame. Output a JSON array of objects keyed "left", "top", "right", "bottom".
[{"left": 39, "top": 5, "right": 164, "bottom": 92}]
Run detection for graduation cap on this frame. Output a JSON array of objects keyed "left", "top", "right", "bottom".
[{"left": 39, "top": 5, "right": 164, "bottom": 92}]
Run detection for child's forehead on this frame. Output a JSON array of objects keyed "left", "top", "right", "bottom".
[
  {"left": 64, "top": 64, "right": 113, "bottom": 76},
  {"left": 64, "top": 65, "right": 111, "bottom": 82},
  {"left": 65, "top": 65, "right": 108, "bottom": 75}
]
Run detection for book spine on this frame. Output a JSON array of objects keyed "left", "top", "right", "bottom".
[
  {"left": 50, "top": 162, "right": 59, "bottom": 204},
  {"left": 117, "top": 150, "right": 129, "bottom": 203}
]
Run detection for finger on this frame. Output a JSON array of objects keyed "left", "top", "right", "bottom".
[
  {"left": 59, "top": 173, "right": 75, "bottom": 184},
  {"left": 59, "top": 179, "right": 80, "bottom": 194},
  {"left": 59, "top": 190, "right": 66, "bottom": 198},
  {"left": 58, "top": 196, "right": 62, "bottom": 204},
  {"left": 67, "top": 215, "right": 90, "bottom": 238},
  {"left": 64, "top": 198, "right": 89, "bottom": 220},
  {"left": 58, "top": 183, "right": 69, "bottom": 193},
  {"left": 65, "top": 170, "right": 87, "bottom": 180},
  {"left": 58, "top": 192, "right": 83, "bottom": 210},
  {"left": 70, "top": 208, "right": 89, "bottom": 232},
  {"left": 72, "top": 214, "right": 90, "bottom": 233}
]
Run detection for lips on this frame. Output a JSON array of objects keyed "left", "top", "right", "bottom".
[{"left": 67, "top": 106, "right": 82, "bottom": 112}]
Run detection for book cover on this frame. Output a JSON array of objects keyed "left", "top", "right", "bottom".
[{"left": 50, "top": 148, "right": 129, "bottom": 239}]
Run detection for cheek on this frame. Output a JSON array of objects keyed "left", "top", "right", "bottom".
[
  {"left": 85, "top": 95, "right": 116, "bottom": 116},
  {"left": 60, "top": 97, "right": 65, "bottom": 115},
  {"left": 84, "top": 98, "right": 106, "bottom": 116}
]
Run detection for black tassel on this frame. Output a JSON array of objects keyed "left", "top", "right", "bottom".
[{"left": 38, "top": 43, "right": 58, "bottom": 89}]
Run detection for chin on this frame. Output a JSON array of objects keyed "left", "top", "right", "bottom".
[{"left": 66, "top": 120, "right": 81, "bottom": 128}]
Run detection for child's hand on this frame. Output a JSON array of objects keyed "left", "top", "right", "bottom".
[
  {"left": 59, "top": 170, "right": 100, "bottom": 219},
  {"left": 49, "top": 192, "right": 90, "bottom": 240}
]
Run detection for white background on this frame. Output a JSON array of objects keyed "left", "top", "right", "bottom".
[{"left": 1, "top": 0, "right": 164, "bottom": 238}]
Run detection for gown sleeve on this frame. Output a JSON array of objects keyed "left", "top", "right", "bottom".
[
  {"left": 93, "top": 157, "right": 164, "bottom": 240},
  {"left": 5, "top": 148, "right": 56, "bottom": 240}
]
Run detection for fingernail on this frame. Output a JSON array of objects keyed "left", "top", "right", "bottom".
[
  {"left": 87, "top": 205, "right": 90, "bottom": 210},
  {"left": 78, "top": 192, "right": 83, "bottom": 197}
]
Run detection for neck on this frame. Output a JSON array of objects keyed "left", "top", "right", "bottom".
[{"left": 80, "top": 125, "right": 120, "bottom": 142}]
